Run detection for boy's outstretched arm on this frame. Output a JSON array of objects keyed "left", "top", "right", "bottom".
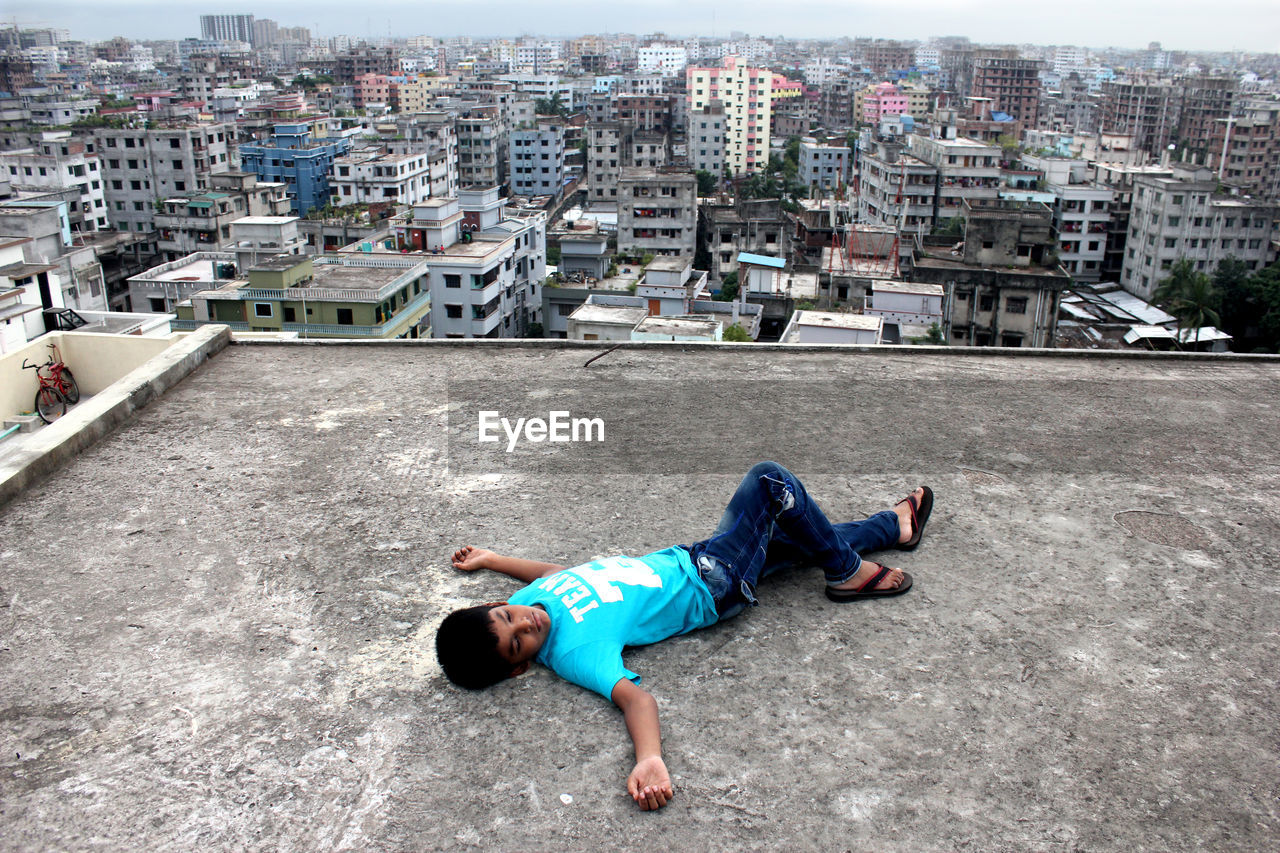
[
  {"left": 611, "top": 678, "right": 673, "bottom": 811},
  {"left": 451, "top": 546, "right": 564, "bottom": 584}
]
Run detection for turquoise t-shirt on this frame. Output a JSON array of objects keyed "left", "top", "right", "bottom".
[{"left": 508, "top": 545, "right": 718, "bottom": 701}]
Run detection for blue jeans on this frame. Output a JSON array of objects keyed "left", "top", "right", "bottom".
[{"left": 685, "top": 462, "right": 900, "bottom": 620}]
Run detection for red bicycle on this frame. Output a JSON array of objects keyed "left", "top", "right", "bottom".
[{"left": 22, "top": 343, "right": 79, "bottom": 424}]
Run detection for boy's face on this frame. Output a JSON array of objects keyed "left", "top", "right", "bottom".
[{"left": 488, "top": 603, "right": 550, "bottom": 676}]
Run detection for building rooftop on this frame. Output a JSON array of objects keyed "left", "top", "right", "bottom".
[
  {"left": 791, "top": 309, "right": 883, "bottom": 331},
  {"left": 568, "top": 303, "right": 650, "bottom": 326},
  {"left": 872, "top": 280, "right": 945, "bottom": 296},
  {"left": 633, "top": 315, "right": 720, "bottom": 336},
  {"left": 2, "top": 339, "right": 1278, "bottom": 850}
]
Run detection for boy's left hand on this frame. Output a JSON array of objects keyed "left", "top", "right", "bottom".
[{"left": 626, "top": 755, "right": 673, "bottom": 811}]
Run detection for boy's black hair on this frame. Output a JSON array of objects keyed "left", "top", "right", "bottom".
[{"left": 435, "top": 604, "right": 511, "bottom": 689}]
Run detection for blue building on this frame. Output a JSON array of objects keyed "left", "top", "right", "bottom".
[{"left": 238, "top": 123, "right": 352, "bottom": 216}]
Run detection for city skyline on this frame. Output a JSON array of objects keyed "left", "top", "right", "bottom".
[{"left": 5, "top": 0, "right": 1279, "bottom": 54}]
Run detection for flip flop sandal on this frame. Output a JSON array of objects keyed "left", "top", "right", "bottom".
[
  {"left": 825, "top": 564, "right": 913, "bottom": 602},
  {"left": 896, "top": 485, "right": 933, "bottom": 551}
]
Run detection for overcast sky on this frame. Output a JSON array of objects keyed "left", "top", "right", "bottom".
[{"left": 6, "top": 0, "right": 1279, "bottom": 53}]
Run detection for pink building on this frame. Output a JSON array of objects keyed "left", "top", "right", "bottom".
[{"left": 863, "top": 82, "right": 909, "bottom": 123}]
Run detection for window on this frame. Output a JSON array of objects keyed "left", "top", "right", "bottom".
[
  {"left": 445, "top": 304, "right": 463, "bottom": 319},
  {"left": 336, "top": 308, "right": 354, "bottom": 325},
  {"left": 149, "top": 297, "right": 166, "bottom": 312},
  {"left": 284, "top": 307, "right": 296, "bottom": 323},
  {"left": 979, "top": 294, "right": 995, "bottom": 311},
  {"left": 444, "top": 274, "right": 461, "bottom": 288},
  {"left": 1000, "top": 333, "right": 1023, "bottom": 348},
  {"left": 1006, "top": 297, "right": 1028, "bottom": 314},
  {"left": 253, "top": 303, "right": 273, "bottom": 318},
  {"left": 981, "top": 240, "right": 994, "bottom": 250}
]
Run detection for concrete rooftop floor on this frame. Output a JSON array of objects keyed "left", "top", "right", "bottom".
[{"left": 1, "top": 342, "right": 1278, "bottom": 851}]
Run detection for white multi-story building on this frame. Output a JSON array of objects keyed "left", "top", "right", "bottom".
[
  {"left": 637, "top": 44, "right": 688, "bottom": 77},
  {"left": 1046, "top": 169, "right": 1115, "bottom": 282},
  {"left": 798, "top": 138, "right": 850, "bottom": 191},
  {"left": 0, "top": 132, "right": 108, "bottom": 232},
  {"left": 1122, "top": 168, "right": 1279, "bottom": 300},
  {"left": 914, "top": 46, "right": 941, "bottom": 68},
  {"left": 95, "top": 123, "right": 235, "bottom": 234},
  {"left": 1052, "top": 46, "right": 1088, "bottom": 78},
  {"left": 689, "top": 103, "right": 726, "bottom": 177},
  {"left": 331, "top": 149, "right": 435, "bottom": 206},
  {"left": 509, "top": 120, "right": 566, "bottom": 197}
]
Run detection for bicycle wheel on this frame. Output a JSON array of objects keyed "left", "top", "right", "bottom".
[
  {"left": 58, "top": 368, "right": 80, "bottom": 404},
  {"left": 35, "top": 386, "right": 66, "bottom": 424}
]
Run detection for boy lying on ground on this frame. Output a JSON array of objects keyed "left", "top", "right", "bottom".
[{"left": 435, "top": 461, "right": 932, "bottom": 811}]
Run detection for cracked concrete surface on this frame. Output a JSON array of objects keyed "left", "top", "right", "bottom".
[{"left": 1, "top": 343, "right": 1278, "bottom": 851}]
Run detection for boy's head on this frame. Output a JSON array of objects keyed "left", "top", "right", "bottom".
[{"left": 435, "top": 602, "right": 550, "bottom": 689}]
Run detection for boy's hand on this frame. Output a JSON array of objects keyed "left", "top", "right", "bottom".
[
  {"left": 451, "top": 546, "right": 494, "bottom": 572},
  {"left": 626, "top": 755, "right": 673, "bottom": 811}
]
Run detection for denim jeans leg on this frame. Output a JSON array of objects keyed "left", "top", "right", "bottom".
[
  {"left": 764, "top": 510, "right": 901, "bottom": 577},
  {"left": 689, "top": 462, "right": 861, "bottom": 619}
]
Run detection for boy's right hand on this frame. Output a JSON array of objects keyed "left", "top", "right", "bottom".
[
  {"left": 451, "top": 546, "right": 494, "bottom": 572},
  {"left": 627, "top": 755, "right": 673, "bottom": 811}
]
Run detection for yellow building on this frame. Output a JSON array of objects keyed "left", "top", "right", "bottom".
[
  {"left": 397, "top": 75, "right": 456, "bottom": 114},
  {"left": 686, "top": 56, "right": 773, "bottom": 175}
]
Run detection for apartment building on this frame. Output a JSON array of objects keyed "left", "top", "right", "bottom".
[
  {"left": 637, "top": 44, "right": 687, "bottom": 77},
  {"left": 798, "top": 138, "right": 850, "bottom": 191},
  {"left": 689, "top": 102, "right": 726, "bottom": 177},
  {"left": 1099, "top": 79, "right": 1179, "bottom": 155},
  {"left": 1121, "top": 169, "right": 1278, "bottom": 300},
  {"left": 1094, "top": 162, "right": 1175, "bottom": 281},
  {"left": 616, "top": 168, "right": 697, "bottom": 258},
  {"left": 699, "top": 197, "right": 788, "bottom": 282},
  {"left": 331, "top": 148, "right": 434, "bottom": 206},
  {"left": 173, "top": 253, "right": 433, "bottom": 339},
  {"left": 0, "top": 132, "right": 108, "bottom": 233},
  {"left": 971, "top": 52, "right": 1045, "bottom": 125},
  {"left": 1203, "top": 101, "right": 1280, "bottom": 200},
  {"left": 238, "top": 123, "right": 351, "bottom": 216},
  {"left": 386, "top": 192, "right": 538, "bottom": 338},
  {"left": 228, "top": 216, "right": 307, "bottom": 270},
  {"left": 126, "top": 250, "right": 239, "bottom": 315},
  {"left": 856, "top": 136, "right": 1002, "bottom": 236},
  {"left": 155, "top": 171, "right": 290, "bottom": 260},
  {"left": 333, "top": 48, "right": 396, "bottom": 85},
  {"left": 1049, "top": 179, "right": 1114, "bottom": 283},
  {"left": 95, "top": 123, "right": 235, "bottom": 234},
  {"left": 199, "top": 14, "right": 254, "bottom": 44},
  {"left": 455, "top": 107, "right": 505, "bottom": 189},
  {"left": 1177, "top": 76, "right": 1237, "bottom": 159},
  {"left": 374, "top": 111, "right": 459, "bottom": 199},
  {"left": 587, "top": 123, "right": 670, "bottom": 204},
  {"left": 911, "top": 199, "right": 1069, "bottom": 347},
  {"left": 817, "top": 75, "right": 859, "bottom": 131},
  {"left": 687, "top": 55, "right": 773, "bottom": 175},
  {"left": 509, "top": 118, "right": 566, "bottom": 197}
]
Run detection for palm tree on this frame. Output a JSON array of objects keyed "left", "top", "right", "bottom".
[{"left": 1153, "top": 259, "right": 1221, "bottom": 348}]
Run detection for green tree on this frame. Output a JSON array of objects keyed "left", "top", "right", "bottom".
[
  {"left": 1153, "top": 259, "right": 1220, "bottom": 346},
  {"left": 1214, "top": 256, "right": 1255, "bottom": 343},
  {"left": 722, "top": 323, "right": 752, "bottom": 342},
  {"left": 534, "top": 93, "right": 569, "bottom": 117},
  {"left": 714, "top": 272, "right": 739, "bottom": 302},
  {"left": 695, "top": 169, "right": 717, "bottom": 197},
  {"left": 1246, "top": 261, "right": 1280, "bottom": 352},
  {"left": 924, "top": 322, "right": 946, "bottom": 345},
  {"left": 933, "top": 217, "right": 965, "bottom": 238},
  {"left": 784, "top": 136, "right": 801, "bottom": 170}
]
